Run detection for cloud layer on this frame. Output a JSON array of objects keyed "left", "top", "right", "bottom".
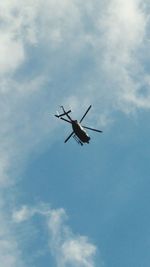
[
  {"left": 0, "top": 0, "right": 150, "bottom": 266},
  {"left": 13, "top": 205, "right": 98, "bottom": 267}
]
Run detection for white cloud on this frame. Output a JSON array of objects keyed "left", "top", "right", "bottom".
[
  {"left": 61, "top": 238, "right": 96, "bottom": 267},
  {"left": 0, "top": 0, "right": 149, "bottom": 121},
  {"left": 35, "top": 0, "right": 150, "bottom": 115},
  {"left": 0, "top": 0, "right": 34, "bottom": 74},
  {"left": 12, "top": 205, "right": 33, "bottom": 223},
  {"left": 13, "top": 205, "right": 98, "bottom": 267},
  {"left": 0, "top": 238, "right": 24, "bottom": 267},
  {"left": 0, "top": 203, "right": 25, "bottom": 267},
  {"left": 0, "top": 33, "right": 25, "bottom": 74},
  {"left": 92, "top": 0, "right": 148, "bottom": 114},
  {"left": 47, "top": 209, "right": 97, "bottom": 267}
]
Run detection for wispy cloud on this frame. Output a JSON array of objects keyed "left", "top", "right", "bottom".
[
  {"left": 13, "top": 204, "right": 98, "bottom": 267},
  {"left": 31, "top": 0, "right": 150, "bottom": 116},
  {"left": 0, "top": 202, "right": 25, "bottom": 267},
  {"left": 0, "top": 0, "right": 150, "bottom": 266},
  {"left": 99, "top": 0, "right": 149, "bottom": 113}
]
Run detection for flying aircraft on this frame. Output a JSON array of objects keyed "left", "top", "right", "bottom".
[{"left": 55, "top": 105, "right": 102, "bottom": 146}]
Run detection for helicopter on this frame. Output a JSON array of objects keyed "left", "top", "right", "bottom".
[{"left": 55, "top": 105, "right": 102, "bottom": 146}]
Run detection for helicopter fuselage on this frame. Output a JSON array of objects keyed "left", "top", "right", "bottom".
[{"left": 72, "top": 120, "right": 90, "bottom": 143}]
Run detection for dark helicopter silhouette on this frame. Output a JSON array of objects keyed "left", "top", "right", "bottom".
[{"left": 55, "top": 105, "right": 102, "bottom": 146}]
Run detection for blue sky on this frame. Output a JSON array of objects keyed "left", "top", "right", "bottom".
[{"left": 0, "top": 1, "right": 150, "bottom": 267}]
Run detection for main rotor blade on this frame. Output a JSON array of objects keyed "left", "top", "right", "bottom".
[
  {"left": 60, "top": 117, "right": 72, "bottom": 123},
  {"left": 83, "top": 126, "right": 103, "bottom": 133},
  {"left": 80, "top": 105, "right": 92, "bottom": 123},
  {"left": 64, "top": 131, "right": 74, "bottom": 143}
]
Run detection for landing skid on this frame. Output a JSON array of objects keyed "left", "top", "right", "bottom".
[{"left": 73, "top": 134, "right": 83, "bottom": 146}]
